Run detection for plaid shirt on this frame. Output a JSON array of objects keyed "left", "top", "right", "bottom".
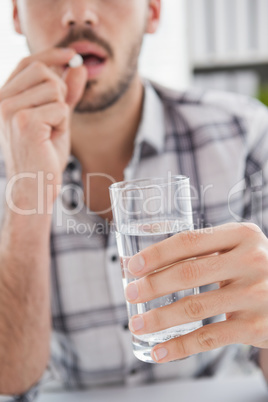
[{"left": 1, "top": 80, "right": 268, "bottom": 401}]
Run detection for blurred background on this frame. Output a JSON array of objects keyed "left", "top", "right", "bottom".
[
  {"left": 1, "top": 0, "right": 268, "bottom": 102},
  {"left": 0, "top": 0, "right": 265, "bottom": 380}
]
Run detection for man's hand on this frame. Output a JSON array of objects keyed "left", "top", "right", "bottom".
[
  {"left": 0, "top": 48, "right": 87, "bottom": 209},
  {"left": 126, "top": 222, "right": 268, "bottom": 363},
  {"left": 0, "top": 49, "right": 87, "bottom": 394}
]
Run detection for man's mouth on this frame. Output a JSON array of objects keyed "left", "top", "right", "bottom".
[
  {"left": 65, "top": 42, "right": 108, "bottom": 78},
  {"left": 80, "top": 53, "right": 106, "bottom": 66},
  {"left": 69, "top": 41, "right": 108, "bottom": 64}
]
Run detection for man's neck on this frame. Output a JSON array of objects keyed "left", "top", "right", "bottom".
[{"left": 70, "top": 74, "right": 144, "bottom": 174}]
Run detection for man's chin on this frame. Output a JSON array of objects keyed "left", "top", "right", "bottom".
[
  {"left": 74, "top": 72, "right": 136, "bottom": 113},
  {"left": 74, "top": 82, "right": 102, "bottom": 113},
  {"left": 74, "top": 88, "right": 122, "bottom": 113},
  {"left": 74, "top": 94, "right": 116, "bottom": 114}
]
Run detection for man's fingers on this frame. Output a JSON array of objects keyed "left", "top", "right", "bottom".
[
  {"left": 1, "top": 82, "right": 66, "bottom": 119},
  {"left": 1, "top": 61, "right": 67, "bottom": 101},
  {"left": 12, "top": 102, "right": 69, "bottom": 142},
  {"left": 126, "top": 252, "right": 237, "bottom": 303},
  {"left": 129, "top": 286, "right": 247, "bottom": 336},
  {"left": 63, "top": 66, "right": 88, "bottom": 110},
  {"left": 0, "top": 48, "right": 85, "bottom": 115},
  {"left": 32, "top": 102, "right": 70, "bottom": 136},
  {"left": 128, "top": 222, "right": 261, "bottom": 277},
  {"left": 5, "top": 48, "right": 75, "bottom": 84},
  {"left": 151, "top": 320, "right": 244, "bottom": 363}
]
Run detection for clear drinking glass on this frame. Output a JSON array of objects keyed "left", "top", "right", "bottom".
[{"left": 109, "top": 176, "right": 203, "bottom": 363}]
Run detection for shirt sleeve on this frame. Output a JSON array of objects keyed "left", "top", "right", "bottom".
[
  {"left": 245, "top": 102, "right": 268, "bottom": 373},
  {"left": 241, "top": 101, "right": 268, "bottom": 235},
  {"left": 204, "top": 90, "right": 268, "bottom": 233},
  {"left": 198, "top": 93, "right": 268, "bottom": 377},
  {"left": 226, "top": 98, "right": 268, "bottom": 374},
  {"left": 0, "top": 362, "right": 55, "bottom": 402}
]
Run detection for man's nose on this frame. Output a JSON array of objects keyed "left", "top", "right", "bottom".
[{"left": 61, "top": 1, "right": 99, "bottom": 28}]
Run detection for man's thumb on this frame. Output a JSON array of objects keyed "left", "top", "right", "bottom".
[{"left": 64, "top": 66, "right": 87, "bottom": 110}]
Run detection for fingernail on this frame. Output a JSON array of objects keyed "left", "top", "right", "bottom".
[
  {"left": 125, "top": 282, "right": 139, "bottom": 301},
  {"left": 129, "top": 316, "right": 144, "bottom": 332},
  {"left": 128, "top": 254, "right": 145, "bottom": 274},
  {"left": 153, "top": 347, "right": 168, "bottom": 362}
]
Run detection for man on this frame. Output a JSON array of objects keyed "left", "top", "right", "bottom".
[{"left": 0, "top": 0, "right": 268, "bottom": 399}]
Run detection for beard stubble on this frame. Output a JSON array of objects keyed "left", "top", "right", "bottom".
[{"left": 55, "top": 26, "right": 144, "bottom": 114}]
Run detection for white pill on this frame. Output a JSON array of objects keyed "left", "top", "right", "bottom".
[{"left": 68, "top": 54, "right": 83, "bottom": 68}]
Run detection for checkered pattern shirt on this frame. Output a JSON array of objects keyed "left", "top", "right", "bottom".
[{"left": 1, "top": 80, "right": 268, "bottom": 401}]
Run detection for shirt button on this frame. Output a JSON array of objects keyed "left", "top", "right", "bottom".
[
  {"left": 67, "top": 161, "right": 76, "bottom": 171},
  {"left": 111, "top": 255, "right": 118, "bottom": 262}
]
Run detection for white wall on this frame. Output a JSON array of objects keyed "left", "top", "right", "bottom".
[
  {"left": 139, "top": 0, "right": 191, "bottom": 90},
  {"left": 0, "top": 1, "right": 29, "bottom": 86},
  {"left": 0, "top": 0, "right": 190, "bottom": 90},
  {"left": 188, "top": 0, "right": 268, "bottom": 67}
]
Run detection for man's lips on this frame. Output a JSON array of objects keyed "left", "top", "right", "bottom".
[
  {"left": 60, "top": 41, "right": 109, "bottom": 79},
  {"left": 68, "top": 41, "right": 108, "bottom": 60}
]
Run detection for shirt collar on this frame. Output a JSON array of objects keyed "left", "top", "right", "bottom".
[{"left": 134, "top": 80, "right": 165, "bottom": 154}]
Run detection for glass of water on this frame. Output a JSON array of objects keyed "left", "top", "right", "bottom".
[{"left": 109, "top": 176, "right": 203, "bottom": 363}]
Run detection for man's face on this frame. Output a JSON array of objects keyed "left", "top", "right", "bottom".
[{"left": 14, "top": 0, "right": 159, "bottom": 113}]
